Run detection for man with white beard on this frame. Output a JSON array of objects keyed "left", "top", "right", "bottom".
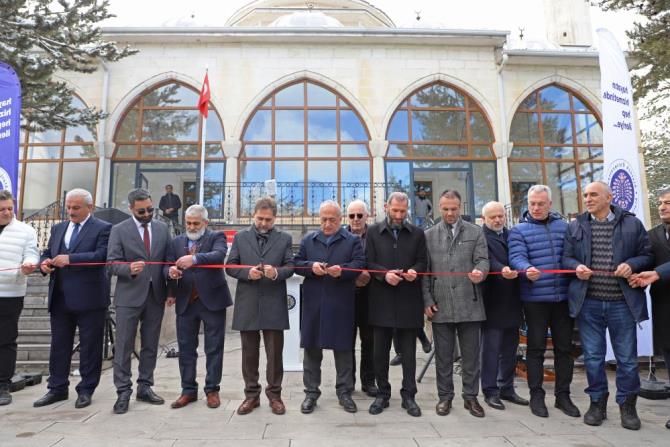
[{"left": 166, "top": 205, "right": 232, "bottom": 409}]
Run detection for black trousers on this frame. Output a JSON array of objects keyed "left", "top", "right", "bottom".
[
  {"left": 0, "top": 297, "right": 23, "bottom": 387},
  {"left": 523, "top": 301, "right": 574, "bottom": 397},
  {"left": 241, "top": 329, "right": 284, "bottom": 400},
  {"left": 352, "top": 288, "right": 375, "bottom": 388},
  {"left": 374, "top": 326, "right": 417, "bottom": 400},
  {"left": 481, "top": 326, "right": 519, "bottom": 398},
  {"left": 48, "top": 293, "right": 106, "bottom": 395}
]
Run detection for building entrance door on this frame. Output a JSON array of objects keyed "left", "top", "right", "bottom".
[{"left": 411, "top": 167, "right": 474, "bottom": 227}]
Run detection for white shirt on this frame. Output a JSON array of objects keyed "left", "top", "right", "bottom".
[
  {"left": 131, "top": 215, "right": 152, "bottom": 248},
  {"left": 64, "top": 214, "right": 91, "bottom": 250}
]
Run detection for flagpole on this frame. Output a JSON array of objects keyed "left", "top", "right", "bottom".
[{"left": 198, "top": 69, "right": 208, "bottom": 204}]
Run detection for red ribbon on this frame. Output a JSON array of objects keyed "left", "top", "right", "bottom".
[{"left": 1, "top": 261, "right": 615, "bottom": 276}]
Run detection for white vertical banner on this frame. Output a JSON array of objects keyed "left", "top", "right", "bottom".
[{"left": 597, "top": 28, "right": 653, "bottom": 359}]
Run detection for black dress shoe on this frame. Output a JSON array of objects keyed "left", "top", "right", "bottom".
[
  {"left": 75, "top": 394, "right": 92, "bottom": 409},
  {"left": 530, "top": 395, "right": 548, "bottom": 418},
  {"left": 401, "top": 397, "right": 422, "bottom": 417},
  {"left": 33, "top": 391, "right": 68, "bottom": 408},
  {"left": 136, "top": 388, "right": 165, "bottom": 405},
  {"left": 362, "top": 384, "right": 378, "bottom": 397},
  {"left": 390, "top": 354, "right": 402, "bottom": 366},
  {"left": 339, "top": 395, "right": 358, "bottom": 413},
  {"left": 665, "top": 419, "right": 670, "bottom": 429},
  {"left": 420, "top": 338, "right": 432, "bottom": 353},
  {"left": 484, "top": 396, "right": 505, "bottom": 410},
  {"left": 464, "top": 398, "right": 485, "bottom": 417},
  {"left": 113, "top": 394, "right": 130, "bottom": 414},
  {"left": 369, "top": 397, "right": 389, "bottom": 415},
  {"left": 500, "top": 392, "right": 529, "bottom": 406},
  {"left": 301, "top": 397, "right": 317, "bottom": 414},
  {"left": 555, "top": 394, "right": 580, "bottom": 418},
  {"left": 436, "top": 399, "right": 452, "bottom": 416}
]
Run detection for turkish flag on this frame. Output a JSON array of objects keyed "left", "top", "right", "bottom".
[{"left": 198, "top": 72, "right": 211, "bottom": 118}]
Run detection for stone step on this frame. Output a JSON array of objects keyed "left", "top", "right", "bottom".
[
  {"left": 15, "top": 359, "right": 79, "bottom": 375},
  {"left": 20, "top": 304, "right": 50, "bottom": 317},
  {"left": 23, "top": 295, "right": 48, "bottom": 307},
  {"left": 18, "top": 316, "right": 51, "bottom": 330},
  {"left": 17, "top": 344, "right": 79, "bottom": 361},
  {"left": 18, "top": 330, "right": 80, "bottom": 345}
]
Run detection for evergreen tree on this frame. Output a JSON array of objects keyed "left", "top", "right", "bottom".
[
  {"left": 643, "top": 129, "right": 670, "bottom": 226},
  {"left": 0, "top": 0, "right": 137, "bottom": 131}
]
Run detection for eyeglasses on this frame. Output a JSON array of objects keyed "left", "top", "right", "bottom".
[
  {"left": 348, "top": 213, "right": 364, "bottom": 220},
  {"left": 135, "top": 207, "right": 154, "bottom": 215}
]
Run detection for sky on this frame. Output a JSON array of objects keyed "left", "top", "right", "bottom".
[{"left": 101, "top": 0, "right": 641, "bottom": 50}]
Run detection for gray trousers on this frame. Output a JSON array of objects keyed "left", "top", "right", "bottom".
[
  {"left": 113, "top": 292, "right": 165, "bottom": 395},
  {"left": 433, "top": 321, "right": 481, "bottom": 400},
  {"left": 303, "top": 347, "right": 354, "bottom": 399}
]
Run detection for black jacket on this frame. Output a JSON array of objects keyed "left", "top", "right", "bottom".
[
  {"left": 365, "top": 220, "right": 427, "bottom": 329},
  {"left": 649, "top": 224, "right": 670, "bottom": 351},
  {"left": 481, "top": 226, "right": 521, "bottom": 329}
]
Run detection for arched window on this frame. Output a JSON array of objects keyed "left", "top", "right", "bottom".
[
  {"left": 111, "top": 81, "right": 225, "bottom": 220},
  {"left": 19, "top": 95, "right": 98, "bottom": 217},
  {"left": 384, "top": 82, "right": 496, "bottom": 221},
  {"left": 240, "top": 79, "right": 371, "bottom": 215},
  {"left": 508, "top": 84, "right": 603, "bottom": 219}
]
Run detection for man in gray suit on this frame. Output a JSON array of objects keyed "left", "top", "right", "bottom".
[
  {"left": 423, "top": 189, "right": 489, "bottom": 418},
  {"left": 227, "top": 197, "right": 294, "bottom": 416},
  {"left": 107, "top": 189, "right": 170, "bottom": 414}
]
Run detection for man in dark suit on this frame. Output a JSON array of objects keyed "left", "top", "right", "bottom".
[
  {"left": 366, "top": 192, "right": 427, "bottom": 417},
  {"left": 167, "top": 204, "right": 232, "bottom": 410},
  {"left": 629, "top": 187, "right": 670, "bottom": 429},
  {"left": 159, "top": 184, "right": 182, "bottom": 225},
  {"left": 295, "top": 200, "right": 366, "bottom": 414},
  {"left": 35, "top": 189, "right": 111, "bottom": 409},
  {"left": 227, "top": 197, "right": 294, "bottom": 416},
  {"left": 479, "top": 201, "right": 528, "bottom": 411},
  {"left": 107, "top": 188, "right": 171, "bottom": 414}
]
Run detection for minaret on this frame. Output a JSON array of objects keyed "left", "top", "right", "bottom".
[{"left": 543, "top": 0, "right": 593, "bottom": 47}]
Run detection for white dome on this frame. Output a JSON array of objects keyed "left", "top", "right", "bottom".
[{"left": 269, "top": 10, "right": 344, "bottom": 28}]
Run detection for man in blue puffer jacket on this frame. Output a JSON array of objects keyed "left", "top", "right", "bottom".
[{"left": 508, "top": 185, "right": 579, "bottom": 419}]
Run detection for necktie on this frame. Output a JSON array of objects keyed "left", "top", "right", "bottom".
[
  {"left": 69, "top": 223, "right": 81, "bottom": 249},
  {"left": 142, "top": 223, "right": 151, "bottom": 258},
  {"left": 188, "top": 241, "right": 199, "bottom": 303},
  {"left": 446, "top": 223, "right": 453, "bottom": 238}
]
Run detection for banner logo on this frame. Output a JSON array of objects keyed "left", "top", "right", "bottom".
[
  {"left": 0, "top": 167, "right": 12, "bottom": 191},
  {"left": 607, "top": 158, "right": 638, "bottom": 212}
]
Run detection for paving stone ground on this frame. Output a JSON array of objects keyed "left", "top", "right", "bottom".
[{"left": 2, "top": 330, "right": 670, "bottom": 447}]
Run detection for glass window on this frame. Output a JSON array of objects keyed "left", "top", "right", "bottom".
[
  {"left": 307, "top": 110, "right": 336, "bottom": 141},
  {"left": 275, "top": 110, "right": 305, "bottom": 141},
  {"left": 509, "top": 84, "right": 603, "bottom": 217},
  {"left": 387, "top": 111, "right": 409, "bottom": 141},
  {"left": 386, "top": 82, "right": 494, "bottom": 159},
  {"left": 203, "top": 162, "right": 225, "bottom": 219},
  {"left": 143, "top": 83, "right": 199, "bottom": 107},
  {"left": 111, "top": 162, "right": 136, "bottom": 209},
  {"left": 240, "top": 160, "right": 271, "bottom": 183},
  {"left": 141, "top": 110, "right": 199, "bottom": 142},
  {"left": 539, "top": 86, "right": 571, "bottom": 111},
  {"left": 244, "top": 110, "right": 272, "bottom": 141},
  {"left": 116, "top": 110, "right": 139, "bottom": 141},
  {"left": 21, "top": 95, "right": 100, "bottom": 217},
  {"left": 205, "top": 111, "right": 224, "bottom": 141},
  {"left": 473, "top": 162, "right": 497, "bottom": 217},
  {"left": 240, "top": 80, "right": 371, "bottom": 214}
]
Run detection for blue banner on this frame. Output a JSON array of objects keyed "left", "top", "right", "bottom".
[{"left": 0, "top": 62, "right": 21, "bottom": 196}]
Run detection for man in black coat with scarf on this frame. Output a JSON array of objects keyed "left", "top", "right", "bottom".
[
  {"left": 366, "top": 191, "right": 427, "bottom": 417},
  {"left": 479, "top": 201, "right": 528, "bottom": 410}
]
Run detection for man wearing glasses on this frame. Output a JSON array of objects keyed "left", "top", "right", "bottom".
[
  {"left": 344, "top": 200, "right": 377, "bottom": 397},
  {"left": 295, "top": 200, "right": 366, "bottom": 414},
  {"left": 107, "top": 188, "right": 171, "bottom": 414}
]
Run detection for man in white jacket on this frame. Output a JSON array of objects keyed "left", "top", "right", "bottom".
[{"left": 0, "top": 190, "right": 39, "bottom": 405}]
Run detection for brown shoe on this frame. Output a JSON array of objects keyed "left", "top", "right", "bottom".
[
  {"left": 206, "top": 391, "right": 220, "bottom": 409},
  {"left": 237, "top": 397, "right": 260, "bottom": 415},
  {"left": 464, "top": 397, "right": 485, "bottom": 418},
  {"left": 171, "top": 394, "right": 197, "bottom": 409},
  {"left": 269, "top": 398, "right": 286, "bottom": 415},
  {"left": 436, "top": 399, "right": 452, "bottom": 416}
]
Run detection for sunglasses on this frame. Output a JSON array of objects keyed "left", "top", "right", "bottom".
[
  {"left": 135, "top": 207, "right": 155, "bottom": 215},
  {"left": 348, "top": 213, "right": 364, "bottom": 220}
]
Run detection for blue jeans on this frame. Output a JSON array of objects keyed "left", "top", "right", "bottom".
[{"left": 577, "top": 299, "right": 639, "bottom": 405}]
